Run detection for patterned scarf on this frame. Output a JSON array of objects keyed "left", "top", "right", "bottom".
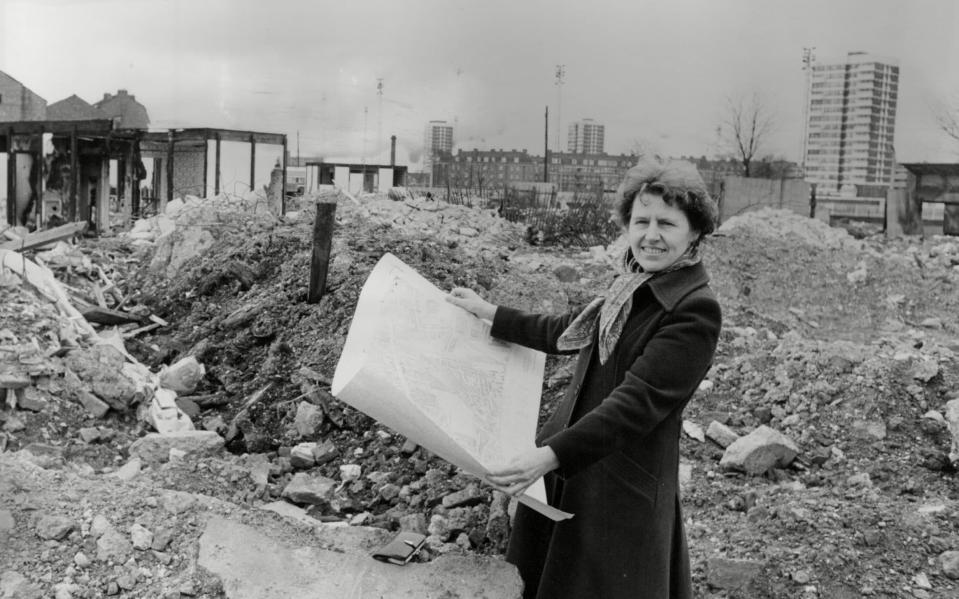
[{"left": 556, "top": 244, "right": 701, "bottom": 364}]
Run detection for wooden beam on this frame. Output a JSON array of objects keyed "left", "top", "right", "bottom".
[
  {"left": 68, "top": 128, "right": 78, "bottom": 223},
  {"left": 945, "top": 204, "right": 959, "bottom": 236},
  {"left": 80, "top": 304, "right": 142, "bottom": 326},
  {"left": 307, "top": 201, "right": 337, "bottom": 304},
  {"left": 202, "top": 136, "right": 209, "bottom": 198},
  {"left": 96, "top": 156, "right": 110, "bottom": 235},
  {"left": 214, "top": 133, "right": 221, "bottom": 196},
  {"left": 281, "top": 136, "right": 288, "bottom": 214},
  {"left": 5, "top": 127, "right": 13, "bottom": 225},
  {"left": 250, "top": 134, "right": 256, "bottom": 193},
  {"left": 0, "top": 221, "right": 89, "bottom": 251},
  {"left": 166, "top": 130, "right": 174, "bottom": 205}
]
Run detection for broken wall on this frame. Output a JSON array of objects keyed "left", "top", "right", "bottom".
[{"left": 721, "top": 176, "right": 811, "bottom": 222}]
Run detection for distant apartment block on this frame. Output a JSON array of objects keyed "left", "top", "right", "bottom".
[
  {"left": 423, "top": 120, "right": 453, "bottom": 175},
  {"left": 437, "top": 148, "right": 634, "bottom": 192},
  {"left": 804, "top": 51, "right": 899, "bottom": 200},
  {"left": 567, "top": 119, "right": 604, "bottom": 154}
]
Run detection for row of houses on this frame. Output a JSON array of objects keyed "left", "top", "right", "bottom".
[{"left": 413, "top": 148, "right": 802, "bottom": 195}]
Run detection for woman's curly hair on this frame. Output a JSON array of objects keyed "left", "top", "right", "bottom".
[{"left": 613, "top": 159, "right": 718, "bottom": 237}]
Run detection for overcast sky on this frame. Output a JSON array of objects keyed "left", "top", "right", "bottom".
[{"left": 2, "top": 0, "right": 958, "bottom": 166}]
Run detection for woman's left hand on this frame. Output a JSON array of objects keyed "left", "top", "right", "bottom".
[{"left": 485, "top": 446, "right": 559, "bottom": 496}]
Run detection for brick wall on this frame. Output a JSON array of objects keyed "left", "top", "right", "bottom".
[
  {"left": 0, "top": 76, "right": 46, "bottom": 121},
  {"left": 721, "top": 177, "right": 812, "bottom": 222}
]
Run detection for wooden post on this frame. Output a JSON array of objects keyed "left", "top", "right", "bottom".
[
  {"left": 69, "top": 127, "right": 78, "bottom": 222},
  {"left": 97, "top": 156, "right": 110, "bottom": 235},
  {"left": 5, "top": 129, "right": 14, "bottom": 226},
  {"left": 809, "top": 182, "right": 816, "bottom": 219},
  {"left": 281, "top": 137, "right": 288, "bottom": 214},
  {"left": 307, "top": 201, "right": 337, "bottom": 304},
  {"left": 214, "top": 133, "right": 221, "bottom": 195},
  {"left": 249, "top": 134, "right": 256, "bottom": 192},
  {"left": 202, "top": 135, "right": 209, "bottom": 198},
  {"left": 34, "top": 139, "right": 45, "bottom": 227},
  {"left": 543, "top": 106, "right": 549, "bottom": 183},
  {"left": 166, "top": 131, "right": 174, "bottom": 206},
  {"left": 944, "top": 204, "right": 959, "bottom": 236}
]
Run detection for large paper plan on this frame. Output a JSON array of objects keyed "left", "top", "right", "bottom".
[{"left": 332, "top": 253, "right": 572, "bottom": 521}]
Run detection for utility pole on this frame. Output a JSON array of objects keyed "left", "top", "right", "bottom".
[
  {"left": 543, "top": 106, "right": 549, "bottom": 183},
  {"left": 362, "top": 106, "right": 368, "bottom": 167},
  {"left": 800, "top": 47, "right": 815, "bottom": 179},
  {"left": 377, "top": 78, "right": 384, "bottom": 159},
  {"left": 554, "top": 65, "right": 566, "bottom": 152}
]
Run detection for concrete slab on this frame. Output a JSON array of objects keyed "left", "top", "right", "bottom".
[{"left": 198, "top": 516, "right": 522, "bottom": 599}]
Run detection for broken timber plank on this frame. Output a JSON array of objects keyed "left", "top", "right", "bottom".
[
  {"left": 225, "top": 382, "right": 275, "bottom": 442},
  {"left": 92, "top": 283, "right": 108, "bottom": 308},
  {"left": 80, "top": 305, "right": 142, "bottom": 326},
  {"left": 0, "top": 221, "right": 88, "bottom": 252},
  {"left": 121, "top": 323, "right": 162, "bottom": 339}
]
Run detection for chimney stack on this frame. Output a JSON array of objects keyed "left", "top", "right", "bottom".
[{"left": 390, "top": 135, "right": 397, "bottom": 166}]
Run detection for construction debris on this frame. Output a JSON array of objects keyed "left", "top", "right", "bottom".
[{"left": 1, "top": 193, "right": 958, "bottom": 598}]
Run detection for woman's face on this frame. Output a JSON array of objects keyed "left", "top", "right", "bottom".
[{"left": 627, "top": 192, "right": 699, "bottom": 272}]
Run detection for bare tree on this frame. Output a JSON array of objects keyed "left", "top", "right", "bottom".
[
  {"left": 723, "top": 93, "right": 775, "bottom": 177},
  {"left": 933, "top": 97, "right": 959, "bottom": 145},
  {"left": 627, "top": 138, "right": 663, "bottom": 163}
]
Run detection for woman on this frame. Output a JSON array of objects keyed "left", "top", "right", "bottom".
[{"left": 446, "top": 159, "right": 721, "bottom": 599}]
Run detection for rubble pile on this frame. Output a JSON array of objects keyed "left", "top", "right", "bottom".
[
  {"left": 718, "top": 207, "right": 863, "bottom": 251},
  {"left": 1, "top": 192, "right": 958, "bottom": 598}
]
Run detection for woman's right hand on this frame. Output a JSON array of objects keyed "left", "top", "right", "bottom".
[{"left": 446, "top": 287, "right": 497, "bottom": 321}]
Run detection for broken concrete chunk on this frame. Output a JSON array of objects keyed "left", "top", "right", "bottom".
[
  {"left": 158, "top": 356, "right": 205, "bottom": 394},
  {"left": 198, "top": 516, "right": 523, "bottom": 598},
  {"left": 339, "top": 464, "right": 361, "bottom": 482},
  {"left": 129, "top": 523, "right": 154, "bottom": 550},
  {"left": 282, "top": 472, "right": 337, "bottom": 505},
  {"left": 312, "top": 440, "right": 339, "bottom": 465},
  {"left": 35, "top": 514, "right": 76, "bottom": 541},
  {"left": 441, "top": 484, "right": 485, "bottom": 509},
  {"left": 912, "top": 359, "right": 940, "bottom": 383},
  {"left": 110, "top": 457, "right": 142, "bottom": 481},
  {"left": 682, "top": 420, "right": 705, "bottom": 442},
  {"left": 706, "top": 421, "right": 740, "bottom": 449},
  {"left": 720, "top": 425, "right": 799, "bottom": 475},
  {"left": 707, "top": 557, "right": 766, "bottom": 591},
  {"left": 944, "top": 399, "right": 959, "bottom": 465},
  {"left": 74, "top": 389, "right": 110, "bottom": 418},
  {"left": 147, "top": 388, "right": 195, "bottom": 434},
  {"left": 941, "top": 550, "right": 959, "bottom": 580},
  {"left": 293, "top": 401, "right": 323, "bottom": 438},
  {"left": 96, "top": 526, "right": 133, "bottom": 563},
  {"left": 0, "top": 372, "right": 31, "bottom": 389},
  {"left": 129, "top": 431, "right": 224, "bottom": 464},
  {"left": 290, "top": 443, "right": 317, "bottom": 469}
]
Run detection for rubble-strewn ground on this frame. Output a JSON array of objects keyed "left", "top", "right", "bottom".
[{"left": 2, "top": 193, "right": 958, "bottom": 598}]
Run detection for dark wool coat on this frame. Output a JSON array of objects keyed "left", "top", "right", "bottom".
[{"left": 490, "top": 262, "right": 721, "bottom": 599}]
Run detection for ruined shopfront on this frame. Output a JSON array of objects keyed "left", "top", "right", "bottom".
[
  {"left": 2, "top": 124, "right": 287, "bottom": 234},
  {"left": 1, "top": 119, "right": 141, "bottom": 235}
]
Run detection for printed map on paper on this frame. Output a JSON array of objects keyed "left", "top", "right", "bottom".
[{"left": 332, "top": 253, "right": 572, "bottom": 521}]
